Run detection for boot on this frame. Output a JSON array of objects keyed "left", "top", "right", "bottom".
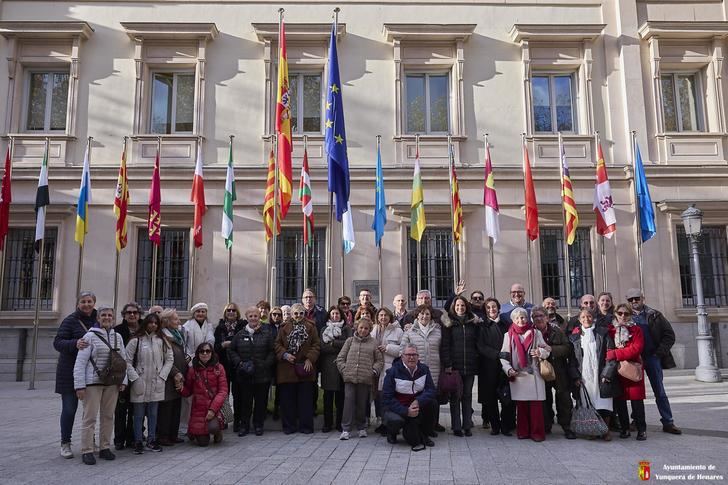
[{"left": 602, "top": 416, "right": 612, "bottom": 441}]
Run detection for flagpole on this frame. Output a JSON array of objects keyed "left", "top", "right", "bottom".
[
  {"left": 270, "top": 134, "right": 279, "bottom": 305},
  {"left": 484, "top": 133, "right": 496, "bottom": 297},
  {"left": 0, "top": 136, "right": 14, "bottom": 306},
  {"left": 150, "top": 136, "right": 161, "bottom": 307},
  {"left": 75, "top": 136, "right": 92, "bottom": 297},
  {"left": 112, "top": 136, "right": 127, "bottom": 316},
  {"left": 303, "top": 135, "right": 309, "bottom": 291},
  {"left": 595, "top": 131, "right": 608, "bottom": 292},
  {"left": 559, "top": 133, "right": 573, "bottom": 319},
  {"left": 630, "top": 130, "right": 645, "bottom": 294},
  {"left": 522, "top": 133, "right": 534, "bottom": 299},
  {"left": 447, "top": 134, "right": 459, "bottom": 290},
  {"left": 415, "top": 134, "right": 422, "bottom": 291},
  {"left": 190, "top": 135, "right": 201, "bottom": 304},
  {"left": 225, "top": 134, "right": 234, "bottom": 303},
  {"left": 326, "top": 191, "right": 333, "bottom": 308}
]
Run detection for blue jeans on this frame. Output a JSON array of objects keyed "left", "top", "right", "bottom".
[
  {"left": 60, "top": 392, "right": 79, "bottom": 443},
  {"left": 133, "top": 402, "right": 159, "bottom": 443},
  {"left": 643, "top": 354, "right": 673, "bottom": 425}
]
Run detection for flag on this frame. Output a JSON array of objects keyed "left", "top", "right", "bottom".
[
  {"left": 324, "top": 22, "right": 350, "bottom": 221},
  {"left": 371, "top": 142, "right": 386, "bottom": 247},
  {"left": 634, "top": 141, "right": 656, "bottom": 242},
  {"left": 449, "top": 143, "right": 463, "bottom": 243},
  {"left": 263, "top": 149, "right": 281, "bottom": 242},
  {"left": 560, "top": 139, "right": 579, "bottom": 245},
  {"left": 0, "top": 144, "right": 12, "bottom": 251},
  {"left": 342, "top": 201, "right": 355, "bottom": 254},
  {"left": 593, "top": 142, "right": 616, "bottom": 238},
  {"left": 74, "top": 141, "right": 92, "bottom": 246},
  {"left": 34, "top": 140, "right": 50, "bottom": 252},
  {"left": 299, "top": 147, "right": 314, "bottom": 247},
  {"left": 483, "top": 141, "right": 500, "bottom": 243},
  {"left": 113, "top": 140, "right": 129, "bottom": 252},
  {"left": 276, "top": 19, "right": 293, "bottom": 218},
  {"left": 222, "top": 140, "right": 236, "bottom": 249},
  {"left": 410, "top": 147, "right": 426, "bottom": 242},
  {"left": 523, "top": 141, "right": 539, "bottom": 241},
  {"left": 190, "top": 142, "right": 206, "bottom": 248},
  {"left": 148, "top": 142, "right": 161, "bottom": 246}
]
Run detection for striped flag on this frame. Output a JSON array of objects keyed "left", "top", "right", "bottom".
[
  {"left": 298, "top": 147, "right": 314, "bottom": 246},
  {"left": 371, "top": 141, "right": 387, "bottom": 247},
  {"left": 34, "top": 140, "right": 50, "bottom": 252},
  {"left": 74, "top": 141, "right": 92, "bottom": 246},
  {"left": 276, "top": 18, "right": 293, "bottom": 218},
  {"left": 263, "top": 149, "right": 281, "bottom": 242},
  {"left": 449, "top": 143, "right": 463, "bottom": 243},
  {"left": 342, "top": 201, "right": 355, "bottom": 254},
  {"left": 483, "top": 140, "right": 500, "bottom": 243},
  {"left": 523, "top": 141, "right": 539, "bottom": 241},
  {"left": 410, "top": 147, "right": 426, "bottom": 242},
  {"left": 593, "top": 142, "right": 616, "bottom": 238},
  {"left": 190, "top": 142, "right": 206, "bottom": 248},
  {"left": 113, "top": 139, "right": 129, "bottom": 252},
  {"left": 222, "top": 140, "right": 236, "bottom": 249},
  {"left": 0, "top": 144, "right": 12, "bottom": 251},
  {"left": 559, "top": 137, "right": 579, "bottom": 245},
  {"left": 148, "top": 142, "right": 161, "bottom": 246}
]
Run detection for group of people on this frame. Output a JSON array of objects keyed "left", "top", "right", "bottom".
[{"left": 55, "top": 283, "right": 682, "bottom": 462}]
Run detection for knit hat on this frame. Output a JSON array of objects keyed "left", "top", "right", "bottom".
[{"left": 190, "top": 302, "right": 208, "bottom": 312}]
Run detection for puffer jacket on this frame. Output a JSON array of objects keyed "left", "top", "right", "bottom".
[
  {"left": 54, "top": 309, "right": 98, "bottom": 394},
  {"left": 336, "top": 333, "right": 384, "bottom": 384},
  {"left": 320, "top": 323, "right": 353, "bottom": 391},
  {"left": 372, "top": 322, "right": 404, "bottom": 390},
  {"left": 541, "top": 324, "right": 577, "bottom": 392},
  {"left": 441, "top": 313, "right": 481, "bottom": 376},
  {"left": 382, "top": 357, "right": 437, "bottom": 416},
  {"left": 228, "top": 324, "right": 276, "bottom": 384},
  {"left": 73, "top": 327, "right": 131, "bottom": 389},
  {"left": 125, "top": 332, "right": 173, "bottom": 403},
  {"left": 400, "top": 322, "right": 442, "bottom": 387},
  {"left": 180, "top": 362, "right": 228, "bottom": 436}
]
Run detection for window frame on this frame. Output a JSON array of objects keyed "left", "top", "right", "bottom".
[
  {"left": 407, "top": 226, "right": 454, "bottom": 307},
  {"left": 148, "top": 70, "right": 196, "bottom": 135},
  {"left": 676, "top": 225, "right": 728, "bottom": 307},
  {"left": 134, "top": 227, "right": 191, "bottom": 309},
  {"left": 539, "top": 226, "right": 594, "bottom": 308},
  {"left": 531, "top": 72, "right": 578, "bottom": 134},
  {"left": 1, "top": 227, "right": 58, "bottom": 311},
  {"left": 403, "top": 71, "right": 451, "bottom": 135},
  {"left": 660, "top": 71, "right": 706, "bottom": 133},
  {"left": 288, "top": 71, "right": 324, "bottom": 135},
  {"left": 22, "top": 69, "right": 70, "bottom": 133},
  {"left": 275, "top": 227, "right": 326, "bottom": 306}
]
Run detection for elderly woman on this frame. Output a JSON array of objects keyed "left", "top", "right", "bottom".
[
  {"left": 54, "top": 291, "right": 97, "bottom": 459},
  {"left": 178, "top": 342, "right": 229, "bottom": 446},
  {"left": 570, "top": 309, "right": 620, "bottom": 441},
  {"left": 157, "top": 308, "right": 188, "bottom": 446},
  {"left": 274, "top": 303, "right": 320, "bottom": 434},
  {"left": 608, "top": 303, "right": 647, "bottom": 441},
  {"left": 73, "top": 304, "right": 131, "bottom": 465},
  {"left": 228, "top": 306, "right": 275, "bottom": 437},
  {"left": 372, "top": 307, "right": 403, "bottom": 430},
  {"left": 281, "top": 305, "right": 292, "bottom": 321},
  {"left": 214, "top": 302, "right": 245, "bottom": 431},
  {"left": 268, "top": 306, "right": 284, "bottom": 421},
  {"left": 500, "top": 307, "right": 551, "bottom": 442},
  {"left": 126, "top": 313, "right": 174, "bottom": 454},
  {"left": 320, "top": 305, "right": 353, "bottom": 433}
]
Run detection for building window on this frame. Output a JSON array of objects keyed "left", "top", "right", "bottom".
[
  {"left": 677, "top": 226, "right": 728, "bottom": 307},
  {"left": 1, "top": 228, "right": 57, "bottom": 311},
  {"left": 408, "top": 227, "right": 454, "bottom": 307},
  {"left": 661, "top": 73, "right": 704, "bottom": 132},
  {"left": 135, "top": 228, "right": 190, "bottom": 309},
  {"left": 150, "top": 72, "right": 195, "bottom": 134},
  {"left": 405, "top": 73, "right": 449, "bottom": 134},
  {"left": 532, "top": 74, "right": 576, "bottom": 133},
  {"left": 25, "top": 71, "right": 69, "bottom": 132},
  {"left": 275, "top": 227, "right": 326, "bottom": 305},
  {"left": 289, "top": 73, "right": 323, "bottom": 134},
  {"left": 540, "top": 227, "right": 593, "bottom": 307}
]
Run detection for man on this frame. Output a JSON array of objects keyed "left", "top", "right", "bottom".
[
  {"left": 403, "top": 290, "right": 446, "bottom": 327},
  {"left": 566, "top": 294, "right": 597, "bottom": 333},
  {"left": 352, "top": 288, "right": 375, "bottom": 314},
  {"left": 444, "top": 280, "right": 486, "bottom": 320},
  {"left": 392, "top": 294, "right": 408, "bottom": 328},
  {"left": 542, "top": 297, "right": 565, "bottom": 331},
  {"left": 338, "top": 296, "right": 354, "bottom": 327},
  {"left": 626, "top": 288, "right": 682, "bottom": 435},
  {"left": 382, "top": 344, "right": 437, "bottom": 450},
  {"left": 499, "top": 283, "right": 533, "bottom": 324},
  {"left": 113, "top": 302, "right": 141, "bottom": 450},
  {"left": 302, "top": 288, "right": 327, "bottom": 335}
]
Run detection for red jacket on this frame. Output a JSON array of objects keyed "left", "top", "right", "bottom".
[
  {"left": 608, "top": 325, "right": 646, "bottom": 401},
  {"left": 180, "top": 363, "right": 228, "bottom": 436}
]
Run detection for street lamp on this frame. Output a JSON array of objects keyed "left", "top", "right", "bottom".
[{"left": 680, "top": 204, "right": 722, "bottom": 382}]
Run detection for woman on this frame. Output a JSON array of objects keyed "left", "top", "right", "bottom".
[
  {"left": 320, "top": 305, "right": 352, "bottom": 433},
  {"left": 113, "top": 302, "right": 141, "bottom": 450},
  {"left": 442, "top": 296, "right": 481, "bottom": 437},
  {"left": 476, "top": 297, "right": 513, "bottom": 436},
  {"left": 228, "top": 306, "right": 275, "bottom": 436},
  {"left": 500, "top": 307, "right": 551, "bottom": 442},
  {"left": 281, "top": 305, "right": 292, "bottom": 321},
  {"left": 125, "top": 313, "right": 174, "bottom": 454},
  {"left": 372, "top": 307, "right": 403, "bottom": 430},
  {"left": 608, "top": 303, "right": 647, "bottom": 440},
  {"left": 54, "top": 291, "right": 96, "bottom": 459},
  {"left": 570, "top": 309, "right": 620, "bottom": 441},
  {"left": 178, "top": 343, "right": 229, "bottom": 446},
  {"left": 157, "top": 308, "right": 188, "bottom": 446},
  {"left": 354, "top": 304, "right": 376, "bottom": 323},
  {"left": 336, "top": 318, "right": 384, "bottom": 440},
  {"left": 596, "top": 292, "right": 615, "bottom": 328},
  {"left": 268, "top": 306, "right": 284, "bottom": 420},
  {"left": 73, "top": 304, "right": 131, "bottom": 465},
  {"left": 214, "top": 302, "right": 245, "bottom": 431},
  {"left": 274, "top": 303, "right": 320, "bottom": 434}
]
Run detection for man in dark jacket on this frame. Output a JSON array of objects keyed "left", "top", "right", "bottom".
[
  {"left": 402, "top": 290, "right": 445, "bottom": 327},
  {"left": 302, "top": 288, "right": 327, "bottom": 335},
  {"left": 543, "top": 297, "right": 565, "bottom": 332},
  {"left": 443, "top": 281, "right": 486, "bottom": 320},
  {"left": 382, "top": 347, "right": 437, "bottom": 450},
  {"left": 627, "top": 289, "right": 682, "bottom": 434}
]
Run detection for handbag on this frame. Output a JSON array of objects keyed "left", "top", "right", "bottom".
[
  {"left": 539, "top": 358, "right": 556, "bottom": 382},
  {"left": 570, "top": 387, "right": 608, "bottom": 437},
  {"left": 438, "top": 370, "right": 463, "bottom": 398},
  {"left": 496, "top": 380, "right": 512, "bottom": 407},
  {"left": 196, "top": 368, "right": 232, "bottom": 430},
  {"left": 237, "top": 360, "right": 255, "bottom": 377},
  {"left": 618, "top": 360, "right": 643, "bottom": 382},
  {"left": 294, "top": 362, "right": 313, "bottom": 379}
]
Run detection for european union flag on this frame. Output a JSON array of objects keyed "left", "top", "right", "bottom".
[
  {"left": 324, "top": 22, "right": 350, "bottom": 221},
  {"left": 634, "top": 141, "right": 656, "bottom": 242},
  {"left": 372, "top": 142, "right": 386, "bottom": 246}
]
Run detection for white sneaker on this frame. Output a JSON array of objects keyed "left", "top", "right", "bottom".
[
  {"left": 339, "top": 431, "right": 350, "bottom": 440},
  {"left": 358, "top": 429, "right": 368, "bottom": 438},
  {"left": 60, "top": 442, "right": 73, "bottom": 459}
]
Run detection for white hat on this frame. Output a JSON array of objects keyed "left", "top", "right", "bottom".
[{"left": 190, "top": 302, "right": 208, "bottom": 312}]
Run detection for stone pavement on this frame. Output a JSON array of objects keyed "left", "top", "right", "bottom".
[{"left": 0, "top": 371, "right": 726, "bottom": 484}]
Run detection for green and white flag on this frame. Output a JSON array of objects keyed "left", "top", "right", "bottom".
[{"left": 222, "top": 141, "right": 236, "bottom": 249}]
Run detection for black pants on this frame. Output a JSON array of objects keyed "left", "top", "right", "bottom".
[
  {"left": 157, "top": 398, "right": 182, "bottom": 441},
  {"left": 113, "top": 388, "right": 134, "bottom": 446},
  {"left": 323, "top": 389, "right": 344, "bottom": 429},
  {"left": 544, "top": 382, "right": 573, "bottom": 431},
  {"left": 237, "top": 381, "right": 270, "bottom": 430},
  {"left": 615, "top": 399, "right": 646, "bottom": 432},
  {"left": 279, "top": 382, "right": 314, "bottom": 433},
  {"left": 230, "top": 379, "right": 242, "bottom": 429},
  {"left": 273, "top": 384, "right": 280, "bottom": 415},
  {"left": 450, "top": 374, "right": 475, "bottom": 432},
  {"left": 384, "top": 402, "right": 435, "bottom": 447}
]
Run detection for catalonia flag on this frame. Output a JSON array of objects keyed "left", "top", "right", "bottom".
[
  {"left": 410, "top": 147, "right": 426, "bottom": 242},
  {"left": 560, "top": 138, "right": 579, "bottom": 245},
  {"left": 75, "top": 141, "right": 92, "bottom": 246}
]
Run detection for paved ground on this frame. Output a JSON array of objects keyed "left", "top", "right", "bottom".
[{"left": 0, "top": 371, "right": 726, "bottom": 484}]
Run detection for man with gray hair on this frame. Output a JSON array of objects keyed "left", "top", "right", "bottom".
[
  {"left": 566, "top": 294, "right": 597, "bottom": 333},
  {"left": 402, "top": 290, "right": 446, "bottom": 327}
]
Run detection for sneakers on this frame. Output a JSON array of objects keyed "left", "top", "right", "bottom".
[
  {"left": 358, "top": 429, "right": 367, "bottom": 438},
  {"left": 663, "top": 423, "right": 682, "bottom": 435},
  {"left": 133, "top": 441, "right": 144, "bottom": 454},
  {"left": 147, "top": 440, "right": 163, "bottom": 452},
  {"left": 386, "top": 433, "right": 397, "bottom": 444},
  {"left": 636, "top": 431, "right": 647, "bottom": 441},
  {"left": 81, "top": 453, "right": 96, "bottom": 465},
  {"left": 99, "top": 449, "right": 116, "bottom": 461},
  {"left": 60, "top": 442, "right": 73, "bottom": 459},
  {"left": 339, "top": 431, "right": 350, "bottom": 440}
]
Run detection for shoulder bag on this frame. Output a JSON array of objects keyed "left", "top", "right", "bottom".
[
  {"left": 539, "top": 358, "right": 556, "bottom": 382},
  {"left": 617, "top": 360, "right": 643, "bottom": 382},
  {"left": 570, "top": 386, "right": 608, "bottom": 437}
]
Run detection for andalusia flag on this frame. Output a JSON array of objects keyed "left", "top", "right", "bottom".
[
  {"left": 299, "top": 147, "right": 314, "bottom": 246},
  {"left": 276, "top": 18, "right": 293, "bottom": 218},
  {"left": 410, "top": 147, "right": 426, "bottom": 241},
  {"left": 222, "top": 139, "right": 236, "bottom": 249},
  {"left": 263, "top": 149, "right": 281, "bottom": 242}
]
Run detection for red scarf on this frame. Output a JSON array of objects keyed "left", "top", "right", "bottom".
[{"left": 508, "top": 323, "right": 534, "bottom": 370}]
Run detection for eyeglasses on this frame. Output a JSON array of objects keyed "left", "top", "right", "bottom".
[
  {"left": 125, "top": 311, "right": 139, "bottom": 315},
  {"left": 471, "top": 296, "right": 484, "bottom": 301},
  {"left": 627, "top": 297, "right": 641, "bottom": 303},
  {"left": 199, "top": 349, "right": 212, "bottom": 354},
  {"left": 615, "top": 311, "right": 630, "bottom": 316},
  {"left": 293, "top": 312, "right": 304, "bottom": 316},
  {"left": 403, "top": 353, "right": 418, "bottom": 358},
  {"left": 511, "top": 290, "right": 524, "bottom": 295}
]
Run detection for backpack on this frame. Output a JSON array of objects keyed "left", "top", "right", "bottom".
[{"left": 90, "top": 333, "right": 128, "bottom": 386}]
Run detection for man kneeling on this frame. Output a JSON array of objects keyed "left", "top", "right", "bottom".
[{"left": 382, "top": 344, "right": 437, "bottom": 451}]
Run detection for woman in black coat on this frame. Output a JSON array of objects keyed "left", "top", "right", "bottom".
[
  {"left": 214, "top": 302, "right": 246, "bottom": 431},
  {"left": 54, "top": 291, "right": 98, "bottom": 459},
  {"left": 228, "top": 306, "right": 275, "bottom": 436}
]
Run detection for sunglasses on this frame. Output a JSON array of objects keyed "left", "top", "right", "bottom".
[
  {"left": 471, "top": 296, "right": 484, "bottom": 301},
  {"left": 615, "top": 311, "right": 630, "bottom": 316},
  {"left": 125, "top": 310, "right": 139, "bottom": 315},
  {"left": 293, "top": 312, "right": 304, "bottom": 316},
  {"left": 271, "top": 313, "right": 282, "bottom": 317},
  {"left": 627, "top": 297, "right": 641, "bottom": 302},
  {"left": 199, "top": 349, "right": 212, "bottom": 354}
]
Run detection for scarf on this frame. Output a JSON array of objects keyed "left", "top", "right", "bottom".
[
  {"left": 322, "top": 320, "right": 344, "bottom": 344},
  {"left": 614, "top": 319, "right": 634, "bottom": 348},
  {"left": 245, "top": 324, "right": 258, "bottom": 335},
  {"left": 224, "top": 319, "right": 238, "bottom": 337},
  {"left": 163, "top": 327, "right": 184, "bottom": 348},
  {"left": 507, "top": 323, "right": 534, "bottom": 371},
  {"left": 287, "top": 321, "right": 309, "bottom": 355}
]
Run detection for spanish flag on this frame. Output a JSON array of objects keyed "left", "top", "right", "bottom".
[
  {"left": 275, "top": 18, "right": 293, "bottom": 218},
  {"left": 113, "top": 139, "right": 129, "bottom": 252}
]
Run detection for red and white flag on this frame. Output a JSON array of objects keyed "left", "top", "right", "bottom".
[
  {"left": 190, "top": 142, "right": 206, "bottom": 248},
  {"left": 0, "top": 144, "right": 11, "bottom": 250},
  {"left": 593, "top": 143, "right": 616, "bottom": 238}
]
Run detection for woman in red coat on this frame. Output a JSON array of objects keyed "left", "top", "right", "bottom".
[
  {"left": 178, "top": 342, "right": 229, "bottom": 446},
  {"left": 607, "top": 303, "right": 647, "bottom": 441}
]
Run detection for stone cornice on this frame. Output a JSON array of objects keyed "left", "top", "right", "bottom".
[
  {"left": 638, "top": 21, "right": 728, "bottom": 41},
  {"left": 120, "top": 22, "right": 219, "bottom": 41},
  {"left": 383, "top": 23, "right": 476, "bottom": 43},
  {"left": 508, "top": 23, "right": 605, "bottom": 43},
  {"left": 0, "top": 20, "right": 94, "bottom": 40},
  {"left": 252, "top": 23, "right": 346, "bottom": 42}
]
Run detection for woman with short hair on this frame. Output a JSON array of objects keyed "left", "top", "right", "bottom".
[
  {"left": 319, "top": 305, "right": 352, "bottom": 433},
  {"left": 157, "top": 308, "right": 188, "bottom": 446},
  {"left": 214, "top": 302, "right": 245, "bottom": 431}
]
